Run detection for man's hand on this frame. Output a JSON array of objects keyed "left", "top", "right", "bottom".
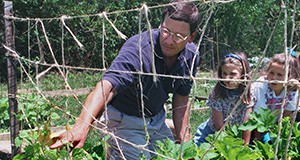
[
  {"left": 50, "top": 123, "right": 90, "bottom": 149},
  {"left": 50, "top": 80, "right": 114, "bottom": 150}
]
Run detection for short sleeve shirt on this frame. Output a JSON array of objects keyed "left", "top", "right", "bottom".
[
  {"left": 206, "top": 89, "right": 253, "bottom": 131},
  {"left": 102, "top": 29, "right": 200, "bottom": 117},
  {"left": 252, "top": 77, "right": 298, "bottom": 114}
]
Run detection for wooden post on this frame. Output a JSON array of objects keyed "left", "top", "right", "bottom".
[{"left": 4, "top": 1, "right": 20, "bottom": 158}]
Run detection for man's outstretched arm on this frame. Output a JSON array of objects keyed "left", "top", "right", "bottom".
[{"left": 50, "top": 80, "right": 115, "bottom": 149}]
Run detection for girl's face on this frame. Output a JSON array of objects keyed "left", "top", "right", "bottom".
[
  {"left": 267, "top": 62, "right": 285, "bottom": 95},
  {"left": 221, "top": 63, "right": 242, "bottom": 89}
]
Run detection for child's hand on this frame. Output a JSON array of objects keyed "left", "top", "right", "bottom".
[{"left": 287, "top": 79, "right": 300, "bottom": 91}]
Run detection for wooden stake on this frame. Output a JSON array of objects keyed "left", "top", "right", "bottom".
[{"left": 4, "top": 1, "right": 20, "bottom": 158}]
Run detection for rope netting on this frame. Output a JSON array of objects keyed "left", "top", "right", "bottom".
[{"left": 2, "top": 0, "right": 300, "bottom": 159}]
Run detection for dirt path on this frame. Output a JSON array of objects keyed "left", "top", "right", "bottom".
[{"left": 20, "top": 87, "right": 93, "bottom": 97}]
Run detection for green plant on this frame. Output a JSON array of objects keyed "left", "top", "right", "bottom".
[
  {"left": 0, "top": 98, "right": 10, "bottom": 132},
  {"left": 240, "top": 108, "right": 300, "bottom": 159},
  {"left": 154, "top": 108, "right": 300, "bottom": 159},
  {"left": 190, "top": 109, "right": 211, "bottom": 136},
  {"left": 239, "top": 108, "right": 277, "bottom": 134},
  {"left": 193, "top": 99, "right": 207, "bottom": 109},
  {"left": 14, "top": 129, "right": 98, "bottom": 160},
  {"left": 12, "top": 93, "right": 106, "bottom": 159},
  {"left": 153, "top": 139, "right": 197, "bottom": 160},
  {"left": 272, "top": 118, "right": 300, "bottom": 159},
  {"left": 203, "top": 131, "right": 261, "bottom": 159},
  {"left": 17, "top": 94, "right": 59, "bottom": 129},
  {"left": 13, "top": 125, "right": 107, "bottom": 160}
]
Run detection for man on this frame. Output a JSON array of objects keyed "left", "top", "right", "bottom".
[{"left": 50, "top": 0, "right": 200, "bottom": 159}]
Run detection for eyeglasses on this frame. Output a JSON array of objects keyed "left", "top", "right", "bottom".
[{"left": 160, "top": 27, "right": 189, "bottom": 43}]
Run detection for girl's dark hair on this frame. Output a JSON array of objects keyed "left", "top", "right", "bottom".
[
  {"left": 213, "top": 52, "right": 251, "bottom": 104},
  {"left": 263, "top": 53, "right": 300, "bottom": 80},
  {"left": 161, "top": 0, "right": 200, "bottom": 33}
]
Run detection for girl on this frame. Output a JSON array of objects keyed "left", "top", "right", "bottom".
[
  {"left": 252, "top": 53, "right": 300, "bottom": 142},
  {"left": 194, "top": 52, "right": 253, "bottom": 146}
]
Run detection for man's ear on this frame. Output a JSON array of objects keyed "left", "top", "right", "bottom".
[{"left": 188, "top": 31, "right": 197, "bottom": 43}]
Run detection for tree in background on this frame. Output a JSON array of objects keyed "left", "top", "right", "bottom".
[
  {"left": 201, "top": 0, "right": 299, "bottom": 70},
  {"left": 1, "top": 0, "right": 299, "bottom": 82}
]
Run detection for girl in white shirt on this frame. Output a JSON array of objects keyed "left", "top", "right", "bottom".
[{"left": 251, "top": 53, "right": 300, "bottom": 142}]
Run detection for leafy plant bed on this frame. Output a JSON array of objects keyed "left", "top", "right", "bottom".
[
  {"left": 0, "top": 126, "right": 68, "bottom": 155},
  {"left": 2, "top": 106, "right": 299, "bottom": 159},
  {"left": 3, "top": 109, "right": 299, "bottom": 159},
  {"left": 153, "top": 109, "right": 300, "bottom": 159}
]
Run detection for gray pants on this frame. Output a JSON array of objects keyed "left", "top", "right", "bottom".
[{"left": 98, "top": 105, "right": 174, "bottom": 160}]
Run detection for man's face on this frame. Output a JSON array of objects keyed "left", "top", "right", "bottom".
[{"left": 159, "top": 17, "right": 191, "bottom": 59}]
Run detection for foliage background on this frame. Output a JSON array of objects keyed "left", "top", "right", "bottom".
[{"left": 0, "top": 0, "right": 299, "bottom": 82}]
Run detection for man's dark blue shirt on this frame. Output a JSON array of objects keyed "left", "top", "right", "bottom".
[{"left": 102, "top": 29, "right": 200, "bottom": 117}]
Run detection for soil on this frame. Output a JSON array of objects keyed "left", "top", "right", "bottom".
[{"left": 19, "top": 87, "right": 93, "bottom": 97}]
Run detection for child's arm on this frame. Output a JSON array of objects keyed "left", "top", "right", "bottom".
[
  {"left": 252, "top": 129, "right": 260, "bottom": 141},
  {"left": 212, "top": 108, "right": 224, "bottom": 131},
  {"left": 287, "top": 78, "right": 299, "bottom": 91},
  {"left": 283, "top": 87, "right": 299, "bottom": 118},
  {"left": 242, "top": 107, "right": 252, "bottom": 144},
  {"left": 283, "top": 110, "right": 293, "bottom": 117}
]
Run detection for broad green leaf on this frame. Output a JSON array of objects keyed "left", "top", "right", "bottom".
[
  {"left": 15, "top": 137, "right": 23, "bottom": 147},
  {"left": 72, "top": 148, "right": 93, "bottom": 160},
  {"left": 239, "top": 122, "right": 257, "bottom": 131},
  {"left": 196, "top": 143, "right": 219, "bottom": 160},
  {"left": 253, "top": 140, "right": 274, "bottom": 158},
  {"left": 50, "top": 112, "right": 60, "bottom": 120}
]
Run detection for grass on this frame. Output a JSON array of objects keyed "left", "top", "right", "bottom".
[
  {"left": 194, "top": 71, "right": 216, "bottom": 98},
  {"left": 0, "top": 83, "right": 8, "bottom": 99},
  {"left": 190, "top": 109, "right": 211, "bottom": 135},
  {"left": 25, "top": 71, "right": 103, "bottom": 91}
]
